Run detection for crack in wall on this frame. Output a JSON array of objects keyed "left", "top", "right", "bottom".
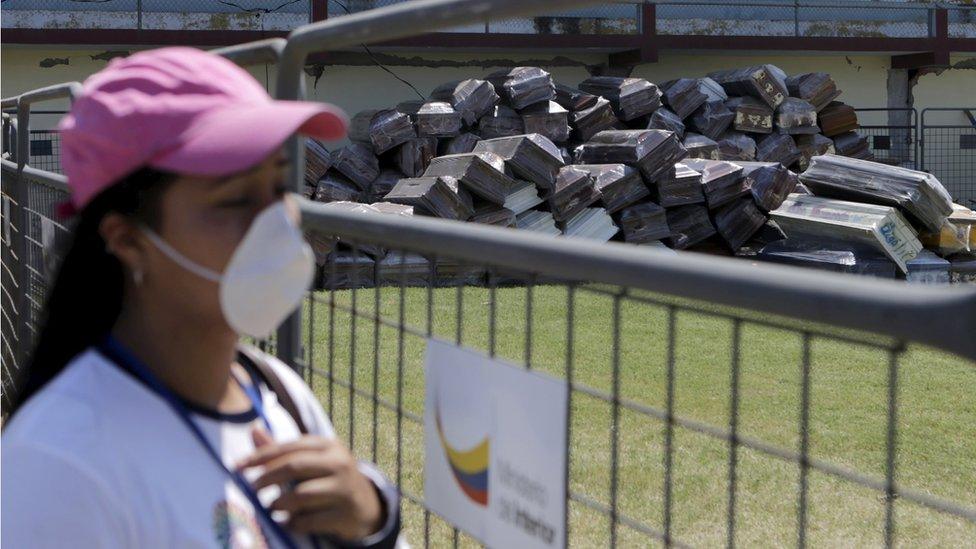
[
  {"left": 303, "top": 51, "right": 601, "bottom": 88},
  {"left": 39, "top": 50, "right": 130, "bottom": 68}
]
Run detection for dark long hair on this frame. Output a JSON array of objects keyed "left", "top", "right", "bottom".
[{"left": 5, "top": 168, "right": 174, "bottom": 419}]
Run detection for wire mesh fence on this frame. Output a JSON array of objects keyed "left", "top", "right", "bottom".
[
  {"left": 292, "top": 204, "right": 976, "bottom": 547},
  {"left": 1, "top": 0, "right": 311, "bottom": 31},
  {"left": 921, "top": 108, "right": 976, "bottom": 208},
  {"left": 328, "top": 0, "right": 641, "bottom": 34},
  {"left": 854, "top": 108, "right": 918, "bottom": 170},
  {"left": 0, "top": 162, "right": 71, "bottom": 407},
  {"left": 654, "top": 1, "right": 936, "bottom": 38}
]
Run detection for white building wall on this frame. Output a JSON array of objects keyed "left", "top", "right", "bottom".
[{"left": 2, "top": 47, "right": 972, "bottom": 128}]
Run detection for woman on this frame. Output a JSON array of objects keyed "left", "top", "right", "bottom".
[{"left": 2, "top": 47, "right": 401, "bottom": 549}]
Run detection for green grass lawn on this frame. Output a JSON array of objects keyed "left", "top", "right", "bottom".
[{"left": 301, "top": 284, "right": 976, "bottom": 548}]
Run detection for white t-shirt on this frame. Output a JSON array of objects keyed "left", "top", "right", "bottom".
[{"left": 1, "top": 346, "right": 400, "bottom": 549}]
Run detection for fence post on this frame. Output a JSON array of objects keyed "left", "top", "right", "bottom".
[
  {"left": 794, "top": 0, "right": 800, "bottom": 37},
  {"left": 919, "top": 108, "right": 926, "bottom": 172},
  {"left": 137, "top": 0, "right": 143, "bottom": 30},
  {"left": 13, "top": 101, "right": 33, "bottom": 369}
]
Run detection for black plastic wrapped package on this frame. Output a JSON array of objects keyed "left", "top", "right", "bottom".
[
  {"left": 366, "top": 169, "right": 404, "bottom": 203},
  {"left": 393, "top": 137, "right": 438, "bottom": 178},
  {"left": 666, "top": 205, "right": 717, "bottom": 249},
  {"left": 521, "top": 101, "right": 570, "bottom": 144},
  {"left": 304, "top": 139, "right": 332, "bottom": 185},
  {"left": 321, "top": 251, "right": 376, "bottom": 290},
  {"left": 569, "top": 97, "right": 619, "bottom": 142},
  {"left": 713, "top": 198, "right": 767, "bottom": 252},
  {"left": 314, "top": 172, "right": 362, "bottom": 203},
  {"left": 707, "top": 65, "right": 788, "bottom": 108},
  {"left": 430, "top": 79, "right": 500, "bottom": 126},
  {"left": 376, "top": 251, "right": 430, "bottom": 287},
  {"left": 647, "top": 108, "right": 686, "bottom": 139},
  {"left": 683, "top": 133, "right": 720, "bottom": 160},
  {"left": 472, "top": 133, "right": 564, "bottom": 191},
  {"left": 744, "top": 163, "right": 798, "bottom": 212},
  {"left": 785, "top": 72, "right": 842, "bottom": 112},
  {"left": 576, "top": 129, "right": 688, "bottom": 181},
  {"left": 439, "top": 132, "right": 481, "bottom": 156},
  {"left": 832, "top": 131, "right": 873, "bottom": 160},
  {"left": 333, "top": 143, "right": 380, "bottom": 190},
  {"left": 716, "top": 132, "right": 757, "bottom": 161},
  {"left": 697, "top": 77, "right": 728, "bottom": 102},
  {"left": 661, "top": 78, "right": 708, "bottom": 119},
  {"left": 485, "top": 67, "right": 556, "bottom": 110},
  {"left": 547, "top": 165, "right": 601, "bottom": 222},
  {"left": 689, "top": 100, "right": 735, "bottom": 140},
  {"left": 384, "top": 176, "right": 474, "bottom": 221},
  {"left": 574, "top": 164, "right": 649, "bottom": 214},
  {"left": 798, "top": 154, "right": 953, "bottom": 233},
  {"left": 423, "top": 152, "right": 515, "bottom": 205},
  {"left": 619, "top": 201, "right": 670, "bottom": 244},
  {"left": 349, "top": 109, "right": 416, "bottom": 154},
  {"left": 470, "top": 203, "right": 517, "bottom": 227},
  {"left": 756, "top": 132, "right": 801, "bottom": 167},
  {"left": 684, "top": 158, "right": 747, "bottom": 210},
  {"left": 578, "top": 76, "right": 662, "bottom": 121},
  {"left": 410, "top": 101, "right": 463, "bottom": 137},
  {"left": 554, "top": 83, "right": 598, "bottom": 111},
  {"left": 775, "top": 98, "right": 819, "bottom": 135},
  {"left": 478, "top": 105, "right": 525, "bottom": 139},
  {"left": 794, "top": 133, "right": 835, "bottom": 171},
  {"left": 757, "top": 239, "right": 898, "bottom": 278},
  {"left": 726, "top": 96, "right": 773, "bottom": 134},
  {"left": 655, "top": 162, "right": 705, "bottom": 207}
]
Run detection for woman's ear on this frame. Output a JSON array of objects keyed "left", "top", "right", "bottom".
[{"left": 99, "top": 213, "right": 147, "bottom": 282}]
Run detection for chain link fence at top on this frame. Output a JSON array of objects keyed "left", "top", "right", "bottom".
[
  {"left": 948, "top": 6, "right": 976, "bottom": 38},
  {"left": 328, "top": 0, "right": 641, "bottom": 34},
  {"left": 0, "top": 0, "right": 310, "bottom": 31},
  {"left": 655, "top": 1, "right": 935, "bottom": 38}
]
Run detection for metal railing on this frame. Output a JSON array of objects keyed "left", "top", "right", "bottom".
[
  {"left": 921, "top": 108, "right": 976, "bottom": 208},
  {"left": 5, "top": 0, "right": 975, "bottom": 41},
  {"left": 853, "top": 108, "right": 918, "bottom": 170},
  {"left": 653, "top": 1, "right": 957, "bottom": 39},
  {"left": 3, "top": 1, "right": 976, "bottom": 546}
]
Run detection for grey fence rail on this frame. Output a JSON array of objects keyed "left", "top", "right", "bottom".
[{"left": 3, "top": 1, "right": 976, "bottom": 547}]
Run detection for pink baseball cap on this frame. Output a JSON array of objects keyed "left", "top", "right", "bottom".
[{"left": 58, "top": 46, "right": 348, "bottom": 213}]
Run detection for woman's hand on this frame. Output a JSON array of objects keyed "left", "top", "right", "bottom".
[{"left": 237, "top": 428, "right": 384, "bottom": 541}]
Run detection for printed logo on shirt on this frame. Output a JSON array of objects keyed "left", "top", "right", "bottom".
[{"left": 212, "top": 500, "right": 268, "bottom": 549}]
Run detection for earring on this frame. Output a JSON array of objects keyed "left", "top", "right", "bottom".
[{"left": 133, "top": 268, "right": 144, "bottom": 287}]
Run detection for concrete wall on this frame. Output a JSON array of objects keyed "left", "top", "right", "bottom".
[
  {"left": 8, "top": 47, "right": 971, "bottom": 125},
  {"left": 2, "top": 46, "right": 972, "bottom": 138}
]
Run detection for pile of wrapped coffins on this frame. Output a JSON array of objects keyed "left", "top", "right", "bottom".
[
  {"left": 301, "top": 63, "right": 972, "bottom": 286},
  {"left": 761, "top": 155, "right": 967, "bottom": 282}
]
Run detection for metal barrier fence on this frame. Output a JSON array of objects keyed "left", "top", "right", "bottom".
[
  {"left": 853, "top": 108, "right": 918, "bottom": 170},
  {"left": 921, "top": 108, "right": 976, "bottom": 208},
  {"left": 2, "top": 1, "right": 976, "bottom": 546},
  {"left": 294, "top": 203, "right": 976, "bottom": 547}
]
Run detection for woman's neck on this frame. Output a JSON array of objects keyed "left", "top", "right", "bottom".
[{"left": 111, "top": 303, "right": 247, "bottom": 412}]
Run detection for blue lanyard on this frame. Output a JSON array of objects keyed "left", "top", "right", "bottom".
[
  {"left": 98, "top": 336, "right": 299, "bottom": 549},
  {"left": 233, "top": 369, "right": 274, "bottom": 434}
]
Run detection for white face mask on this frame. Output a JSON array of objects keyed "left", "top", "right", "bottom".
[{"left": 141, "top": 201, "right": 315, "bottom": 338}]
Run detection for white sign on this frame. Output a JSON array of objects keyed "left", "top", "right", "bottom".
[{"left": 424, "top": 338, "right": 568, "bottom": 549}]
